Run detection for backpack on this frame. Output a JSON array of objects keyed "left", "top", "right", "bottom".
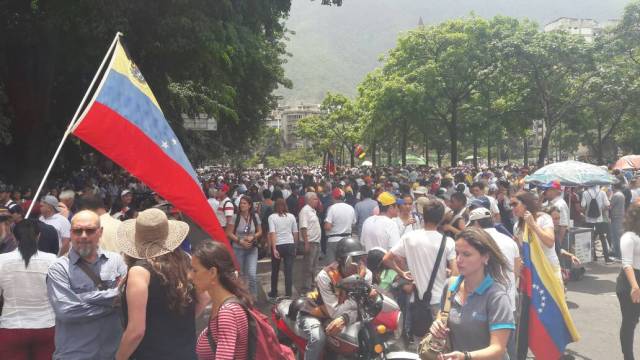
[
  {"left": 586, "top": 191, "right": 601, "bottom": 218},
  {"left": 207, "top": 297, "right": 295, "bottom": 360},
  {"left": 233, "top": 212, "right": 259, "bottom": 235},
  {"left": 222, "top": 199, "right": 238, "bottom": 215}
]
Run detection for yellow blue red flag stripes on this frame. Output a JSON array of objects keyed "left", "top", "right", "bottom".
[
  {"left": 517, "top": 226, "right": 580, "bottom": 359},
  {"left": 71, "top": 34, "right": 232, "bottom": 256}
]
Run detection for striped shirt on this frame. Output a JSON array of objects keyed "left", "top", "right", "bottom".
[{"left": 196, "top": 302, "right": 249, "bottom": 360}]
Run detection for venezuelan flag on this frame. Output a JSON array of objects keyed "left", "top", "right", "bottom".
[
  {"left": 517, "top": 226, "right": 580, "bottom": 359},
  {"left": 71, "top": 34, "right": 231, "bottom": 255}
]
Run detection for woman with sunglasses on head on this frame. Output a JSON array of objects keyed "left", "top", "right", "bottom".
[
  {"left": 192, "top": 241, "right": 251, "bottom": 360},
  {"left": 226, "top": 195, "right": 262, "bottom": 299},
  {"left": 429, "top": 227, "right": 514, "bottom": 360},
  {"left": 511, "top": 191, "right": 561, "bottom": 283},
  {"left": 617, "top": 203, "right": 640, "bottom": 360}
]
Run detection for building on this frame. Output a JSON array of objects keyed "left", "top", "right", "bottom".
[
  {"left": 266, "top": 103, "right": 321, "bottom": 149},
  {"left": 181, "top": 113, "right": 217, "bottom": 131},
  {"left": 544, "top": 17, "right": 619, "bottom": 43}
]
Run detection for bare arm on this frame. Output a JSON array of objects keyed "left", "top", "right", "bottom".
[
  {"left": 116, "top": 266, "right": 150, "bottom": 360},
  {"left": 58, "top": 238, "right": 70, "bottom": 257}
]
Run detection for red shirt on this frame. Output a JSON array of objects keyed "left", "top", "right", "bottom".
[{"left": 196, "top": 302, "right": 249, "bottom": 360}]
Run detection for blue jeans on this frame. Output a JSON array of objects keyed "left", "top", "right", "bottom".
[
  {"left": 233, "top": 244, "right": 258, "bottom": 297},
  {"left": 296, "top": 314, "right": 326, "bottom": 360}
]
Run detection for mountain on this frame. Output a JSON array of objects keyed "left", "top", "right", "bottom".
[{"left": 275, "top": 0, "right": 631, "bottom": 105}]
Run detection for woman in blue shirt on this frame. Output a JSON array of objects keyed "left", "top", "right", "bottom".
[{"left": 430, "top": 227, "right": 514, "bottom": 360}]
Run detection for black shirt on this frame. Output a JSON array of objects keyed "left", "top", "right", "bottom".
[{"left": 37, "top": 221, "right": 59, "bottom": 255}]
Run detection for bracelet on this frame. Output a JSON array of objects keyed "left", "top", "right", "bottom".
[{"left": 464, "top": 351, "right": 472, "bottom": 360}]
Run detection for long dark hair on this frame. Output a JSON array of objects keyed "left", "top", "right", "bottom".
[
  {"left": 624, "top": 202, "right": 640, "bottom": 235},
  {"left": 123, "top": 249, "right": 195, "bottom": 314},
  {"left": 274, "top": 198, "right": 288, "bottom": 216},
  {"left": 13, "top": 219, "right": 40, "bottom": 268},
  {"left": 514, "top": 191, "right": 540, "bottom": 234},
  {"left": 192, "top": 241, "right": 253, "bottom": 307},
  {"left": 238, "top": 195, "right": 255, "bottom": 217}
]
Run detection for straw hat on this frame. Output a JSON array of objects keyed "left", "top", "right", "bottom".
[{"left": 116, "top": 208, "right": 189, "bottom": 259}]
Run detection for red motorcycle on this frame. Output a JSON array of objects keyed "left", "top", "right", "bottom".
[{"left": 272, "top": 274, "right": 418, "bottom": 360}]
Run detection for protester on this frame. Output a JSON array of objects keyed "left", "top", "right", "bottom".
[
  {"left": 268, "top": 198, "right": 299, "bottom": 299},
  {"left": 353, "top": 185, "right": 378, "bottom": 241},
  {"left": 58, "top": 189, "right": 76, "bottom": 221},
  {"left": 617, "top": 202, "right": 640, "bottom": 360},
  {"left": 0, "top": 219, "right": 57, "bottom": 359},
  {"left": 395, "top": 193, "right": 420, "bottom": 236},
  {"left": 299, "top": 191, "right": 322, "bottom": 293},
  {"left": 39, "top": 195, "right": 71, "bottom": 256},
  {"left": 430, "top": 227, "right": 514, "bottom": 360},
  {"left": 115, "top": 208, "right": 201, "bottom": 360},
  {"left": 226, "top": 195, "right": 262, "bottom": 298},
  {"left": 610, "top": 182, "right": 626, "bottom": 259},
  {"left": 581, "top": 185, "right": 612, "bottom": 263},
  {"left": 361, "top": 191, "right": 402, "bottom": 251},
  {"left": 323, "top": 188, "right": 356, "bottom": 263},
  {"left": 192, "top": 241, "right": 251, "bottom": 360},
  {"left": 46, "top": 210, "right": 127, "bottom": 360},
  {"left": 541, "top": 180, "right": 570, "bottom": 248},
  {"left": 0, "top": 211, "right": 17, "bottom": 253},
  {"left": 111, "top": 189, "right": 137, "bottom": 221}
]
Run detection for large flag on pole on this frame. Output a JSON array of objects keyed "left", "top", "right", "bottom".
[
  {"left": 71, "top": 34, "right": 231, "bottom": 254},
  {"left": 517, "top": 225, "right": 580, "bottom": 359}
]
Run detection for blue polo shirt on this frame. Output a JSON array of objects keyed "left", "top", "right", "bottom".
[{"left": 446, "top": 275, "right": 515, "bottom": 359}]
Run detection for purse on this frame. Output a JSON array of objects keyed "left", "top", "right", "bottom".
[{"left": 418, "top": 277, "right": 454, "bottom": 360}]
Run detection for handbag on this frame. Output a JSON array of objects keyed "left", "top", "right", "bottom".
[
  {"left": 409, "top": 233, "right": 447, "bottom": 337},
  {"left": 418, "top": 277, "right": 454, "bottom": 360}
]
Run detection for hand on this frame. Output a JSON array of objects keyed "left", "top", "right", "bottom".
[
  {"left": 631, "top": 287, "right": 640, "bottom": 303},
  {"left": 272, "top": 248, "right": 280, "bottom": 259},
  {"left": 429, "top": 319, "right": 449, "bottom": 340},
  {"left": 570, "top": 254, "right": 580, "bottom": 265},
  {"left": 439, "top": 351, "right": 465, "bottom": 360},
  {"left": 400, "top": 270, "right": 414, "bottom": 281},
  {"left": 326, "top": 317, "right": 346, "bottom": 335},
  {"left": 524, "top": 211, "right": 536, "bottom": 227},
  {"left": 369, "top": 288, "right": 379, "bottom": 300},
  {"left": 406, "top": 217, "right": 417, "bottom": 226},
  {"left": 241, "top": 239, "right": 253, "bottom": 249},
  {"left": 304, "top": 241, "right": 310, "bottom": 255}
]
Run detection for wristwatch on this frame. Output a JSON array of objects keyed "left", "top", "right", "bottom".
[{"left": 464, "top": 352, "right": 472, "bottom": 360}]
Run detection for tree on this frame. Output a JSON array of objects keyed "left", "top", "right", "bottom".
[{"left": 0, "top": 0, "right": 291, "bottom": 185}]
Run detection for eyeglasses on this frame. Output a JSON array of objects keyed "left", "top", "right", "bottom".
[{"left": 71, "top": 227, "right": 99, "bottom": 236}]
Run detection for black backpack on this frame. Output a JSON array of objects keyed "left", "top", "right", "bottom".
[{"left": 586, "top": 191, "right": 601, "bottom": 218}]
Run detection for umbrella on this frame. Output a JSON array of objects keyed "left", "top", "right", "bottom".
[
  {"left": 398, "top": 154, "right": 426, "bottom": 166},
  {"left": 613, "top": 155, "right": 640, "bottom": 170},
  {"left": 361, "top": 160, "right": 373, "bottom": 167},
  {"left": 524, "top": 160, "right": 615, "bottom": 186}
]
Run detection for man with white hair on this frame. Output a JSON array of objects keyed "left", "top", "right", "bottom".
[
  {"left": 58, "top": 189, "right": 76, "bottom": 221},
  {"left": 299, "top": 191, "right": 322, "bottom": 292}
]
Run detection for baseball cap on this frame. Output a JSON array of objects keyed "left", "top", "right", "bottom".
[
  {"left": 467, "top": 207, "right": 492, "bottom": 225},
  {"left": 469, "top": 196, "right": 491, "bottom": 210},
  {"left": 41, "top": 195, "right": 61, "bottom": 212},
  {"left": 377, "top": 191, "right": 404, "bottom": 206},
  {"left": 539, "top": 180, "right": 561, "bottom": 191}
]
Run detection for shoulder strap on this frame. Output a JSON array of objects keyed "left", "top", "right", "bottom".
[
  {"left": 417, "top": 233, "right": 447, "bottom": 302},
  {"left": 207, "top": 297, "right": 256, "bottom": 358},
  {"left": 76, "top": 260, "right": 107, "bottom": 291}
]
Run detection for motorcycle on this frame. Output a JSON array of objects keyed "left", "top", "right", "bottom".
[{"left": 272, "top": 274, "right": 419, "bottom": 360}]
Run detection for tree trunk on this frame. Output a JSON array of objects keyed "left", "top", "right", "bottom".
[
  {"left": 487, "top": 135, "right": 492, "bottom": 168},
  {"left": 536, "top": 127, "right": 554, "bottom": 167},
  {"left": 449, "top": 101, "right": 459, "bottom": 167},
  {"left": 371, "top": 142, "right": 377, "bottom": 167},
  {"left": 400, "top": 119, "right": 407, "bottom": 167},
  {"left": 350, "top": 144, "right": 355, "bottom": 168},
  {"left": 596, "top": 121, "right": 604, "bottom": 165},
  {"left": 436, "top": 146, "right": 443, "bottom": 168},
  {"left": 424, "top": 132, "right": 429, "bottom": 167},
  {"left": 387, "top": 145, "right": 392, "bottom": 166},
  {"left": 473, "top": 139, "right": 478, "bottom": 169},
  {"left": 524, "top": 137, "right": 529, "bottom": 167}
]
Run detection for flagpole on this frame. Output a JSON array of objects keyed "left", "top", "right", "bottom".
[{"left": 25, "top": 32, "right": 122, "bottom": 218}]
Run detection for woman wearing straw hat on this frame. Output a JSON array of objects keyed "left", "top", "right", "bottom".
[{"left": 115, "top": 208, "right": 203, "bottom": 360}]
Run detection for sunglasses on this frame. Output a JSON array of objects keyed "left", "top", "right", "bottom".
[{"left": 71, "top": 227, "right": 99, "bottom": 236}]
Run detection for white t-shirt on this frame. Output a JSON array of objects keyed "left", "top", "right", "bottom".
[
  {"left": 268, "top": 213, "right": 298, "bottom": 245},
  {"left": 484, "top": 227, "right": 520, "bottom": 312},
  {"left": 514, "top": 213, "right": 559, "bottom": 270},
  {"left": 361, "top": 215, "right": 401, "bottom": 251},
  {"left": 393, "top": 216, "right": 420, "bottom": 237},
  {"left": 620, "top": 231, "right": 640, "bottom": 269},
  {"left": 391, "top": 229, "right": 456, "bottom": 304},
  {"left": 0, "top": 250, "right": 57, "bottom": 328},
  {"left": 487, "top": 195, "right": 500, "bottom": 216},
  {"left": 581, "top": 187, "right": 609, "bottom": 224},
  {"left": 298, "top": 205, "right": 321, "bottom": 243},
  {"left": 324, "top": 202, "right": 356, "bottom": 242},
  {"left": 550, "top": 196, "right": 570, "bottom": 227},
  {"left": 39, "top": 213, "right": 71, "bottom": 247},
  {"left": 216, "top": 197, "right": 235, "bottom": 227}
]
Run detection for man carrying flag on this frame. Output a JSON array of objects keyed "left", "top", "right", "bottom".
[
  {"left": 517, "top": 224, "right": 580, "bottom": 359},
  {"left": 69, "top": 33, "right": 231, "bottom": 254}
]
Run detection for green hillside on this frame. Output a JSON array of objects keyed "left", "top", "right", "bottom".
[{"left": 276, "top": 0, "right": 631, "bottom": 104}]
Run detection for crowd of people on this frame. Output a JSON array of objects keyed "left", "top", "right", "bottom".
[{"left": 0, "top": 162, "right": 639, "bottom": 359}]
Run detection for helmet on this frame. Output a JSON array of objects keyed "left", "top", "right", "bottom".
[
  {"left": 335, "top": 237, "right": 366, "bottom": 263},
  {"left": 366, "top": 247, "right": 387, "bottom": 273}
]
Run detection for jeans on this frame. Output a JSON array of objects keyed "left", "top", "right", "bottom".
[
  {"left": 302, "top": 242, "right": 321, "bottom": 291},
  {"left": 233, "top": 243, "right": 258, "bottom": 297},
  {"left": 270, "top": 243, "right": 296, "bottom": 297},
  {"left": 297, "top": 314, "right": 326, "bottom": 360},
  {"left": 617, "top": 269, "right": 640, "bottom": 360},
  {"left": 0, "top": 327, "right": 55, "bottom": 360},
  {"left": 610, "top": 218, "right": 624, "bottom": 258}
]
